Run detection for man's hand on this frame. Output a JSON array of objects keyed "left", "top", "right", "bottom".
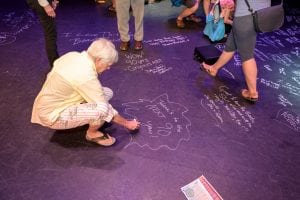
[
  {"left": 125, "top": 119, "right": 141, "bottom": 131},
  {"left": 44, "top": 4, "right": 56, "bottom": 18},
  {"left": 112, "top": 114, "right": 141, "bottom": 131}
]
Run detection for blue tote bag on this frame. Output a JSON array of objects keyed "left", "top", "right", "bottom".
[{"left": 203, "top": 1, "right": 225, "bottom": 42}]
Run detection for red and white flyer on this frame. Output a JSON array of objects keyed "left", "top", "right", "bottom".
[{"left": 181, "top": 175, "right": 223, "bottom": 200}]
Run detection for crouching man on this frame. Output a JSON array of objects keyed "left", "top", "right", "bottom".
[{"left": 31, "top": 38, "right": 140, "bottom": 146}]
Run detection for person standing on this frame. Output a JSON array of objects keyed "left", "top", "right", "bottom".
[
  {"left": 26, "top": 0, "right": 59, "bottom": 67},
  {"left": 31, "top": 38, "right": 140, "bottom": 146},
  {"left": 201, "top": 0, "right": 271, "bottom": 102},
  {"left": 116, "top": 0, "right": 144, "bottom": 51}
]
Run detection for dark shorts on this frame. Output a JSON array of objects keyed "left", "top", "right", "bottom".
[
  {"left": 183, "top": 0, "right": 197, "bottom": 8},
  {"left": 224, "top": 14, "right": 257, "bottom": 62}
]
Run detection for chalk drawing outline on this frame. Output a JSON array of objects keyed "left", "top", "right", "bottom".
[{"left": 122, "top": 93, "right": 191, "bottom": 151}]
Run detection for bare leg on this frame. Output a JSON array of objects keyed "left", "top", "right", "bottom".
[
  {"left": 86, "top": 124, "right": 103, "bottom": 138},
  {"left": 203, "top": 0, "right": 210, "bottom": 16},
  {"left": 177, "top": 0, "right": 199, "bottom": 20},
  {"left": 242, "top": 58, "right": 258, "bottom": 97},
  {"left": 202, "top": 50, "right": 235, "bottom": 76}
]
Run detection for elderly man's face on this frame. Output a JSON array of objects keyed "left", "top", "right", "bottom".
[{"left": 95, "top": 58, "right": 112, "bottom": 74}]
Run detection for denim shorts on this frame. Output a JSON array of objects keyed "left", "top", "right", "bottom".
[{"left": 225, "top": 14, "right": 257, "bottom": 62}]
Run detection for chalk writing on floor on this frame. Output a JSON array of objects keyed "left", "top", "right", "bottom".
[
  {"left": 201, "top": 86, "right": 255, "bottom": 132},
  {"left": 124, "top": 51, "right": 172, "bottom": 75},
  {"left": 0, "top": 10, "right": 36, "bottom": 46},
  {"left": 274, "top": 109, "right": 300, "bottom": 133},
  {"left": 122, "top": 93, "right": 191, "bottom": 150}
]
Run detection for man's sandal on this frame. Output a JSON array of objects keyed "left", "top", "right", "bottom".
[
  {"left": 241, "top": 89, "right": 259, "bottom": 102},
  {"left": 86, "top": 133, "right": 116, "bottom": 146}
]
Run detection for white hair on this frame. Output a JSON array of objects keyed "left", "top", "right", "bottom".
[{"left": 87, "top": 38, "right": 118, "bottom": 64}]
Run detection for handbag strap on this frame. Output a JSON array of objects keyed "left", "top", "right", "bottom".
[
  {"left": 210, "top": 0, "right": 220, "bottom": 15},
  {"left": 244, "top": 0, "right": 283, "bottom": 15},
  {"left": 243, "top": 0, "right": 254, "bottom": 14}
]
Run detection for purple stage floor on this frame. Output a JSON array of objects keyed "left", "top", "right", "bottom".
[{"left": 0, "top": 0, "right": 299, "bottom": 199}]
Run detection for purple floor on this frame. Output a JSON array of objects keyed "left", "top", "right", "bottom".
[{"left": 0, "top": 0, "right": 300, "bottom": 199}]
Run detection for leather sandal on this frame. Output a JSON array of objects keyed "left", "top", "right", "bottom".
[
  {"left": 176, "top": 19, "right": 185, "bottom": 28},
  {"left": 186, "top": 14, "right": 201, "bottom": 23},
  {"left": 120, "top": 41, "right": 130, "bottom": 51},
  {"left": 134, "top": 40, "right": 143, "bottom": 50},
  {"left": 86, "top": 133, "right": 116, "bottom": 146},
  {"left": 241, "top": 89, "right": 259, "bottom": 102}
]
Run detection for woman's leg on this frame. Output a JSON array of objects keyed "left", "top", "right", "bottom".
[
  {"left": 177, "top": 0, "right": 199, "bottom": 28},
  {"left": 178, "top": 0, "right": 199, "bottom": 20},
  {"left": 242, "top": 58, "right": 258, "bottom": 97},
  {"left": 202, "top": 50, "right": 235, "bottom": 76}
]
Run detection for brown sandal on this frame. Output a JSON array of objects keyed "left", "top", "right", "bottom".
[
  {"left": 120, "top": 41, "right": 130, "bottom": 51},
  {"left": 176, "top": 19, "right": 185, "bottom": 28},
  {"left": 241, "top": 89, "right": 259, "bottom": 102},
  {"left": 134, "top": 40, "right": 143, "bottom": 50}
]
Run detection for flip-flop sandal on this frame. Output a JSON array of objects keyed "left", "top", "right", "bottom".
[
  {"left": 200, "top": 63, "right": 217, "bottom": 77},
  {"left": 241, "top": 89, "right": 258, "bottom": 102},
  {"left": 86, "top": 133, "right": 116, "bottom": 146}
]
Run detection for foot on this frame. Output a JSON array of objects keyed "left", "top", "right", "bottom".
[
  {"left": 134, "top": 40, "right": 143, "bottom": 50},
  {"left": 201, "top": 63, "right": 217, "bottom": 77},
  {"left": 241, "top": 89, "right": 259, "bottom": 102},
  {"left": 120, "top": 41, "right": 130, "bottom": 51},
  {"left": 108, "top": 4, "right": 116, "bottom": 12},
  {"left": 86, "top": 131, "right": 116, "bottom": 146},
  {"left": 176, "top": 18, "right": 185, "bottom": 28},
  {"left": 186, "top": 14, "right": 201, "bottom": 23}
]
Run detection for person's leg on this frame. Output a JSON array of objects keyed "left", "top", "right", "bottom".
[
  {"left": 202, "top": 26, "right": 236, "bottom": 76},
  {"left": 131, "top": 0, "right": 144, "bottom": 42},
  {"left": 40, "top": 15, "right": 59, "bottom": 67},
  {"left": 203, "top": 0, "right": 210, "bottom": 16},
  {"left": 108, "top": 0, "right": 116, "bottom": 12},
  {"left": 177, "top": 0, "right": 199, "bottom": 20},
  {"left": 233, "top": 15, "right": 258, "bottom": 99},
  {"left": 202, "top": 50, "right": 234, "bottom": 76},
  {"left": 26, "top": 0, "right": 58, "bottom": 67},
  {"left": 177, "top": 0, "right": 199, "bottom": 28},
  {"left": 241, "top": 58, "right": 258, "bottom": 98},
  {"left": 50, "top": 102, "right": 116, "bottom": 145},
  {"left": 116, "top": 0, "right": 131, "bottom": 42}
]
